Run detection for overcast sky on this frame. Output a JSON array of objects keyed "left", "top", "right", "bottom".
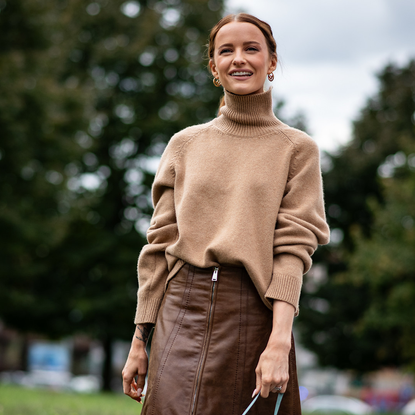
[{"left": 225, "top": 0, "right": 415, "bottom": 152}]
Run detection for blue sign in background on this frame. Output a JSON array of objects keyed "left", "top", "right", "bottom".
[{"left": 28, "top": 342, "right": 71, "bottom": 372}]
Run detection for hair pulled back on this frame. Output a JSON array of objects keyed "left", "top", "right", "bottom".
[
  {"left": 208, "top": 13, "right": 278, "bottom": 64},
  {"left": 207, "top": 13, "right": 278, "bottom": 114}
]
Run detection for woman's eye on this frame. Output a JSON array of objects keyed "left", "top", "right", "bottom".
[
  {"left": 219, "top": 48, "right": 232, "bottom": 54},
  {"left": 247, "top": 47, "right": 259, "bottom": 52}
]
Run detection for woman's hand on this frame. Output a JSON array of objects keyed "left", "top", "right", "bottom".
[
  {"left": 122, "top": 324, "right": 152, "bottom": 403},
  {"left": 254, "top": 336, "right": 290, "bottom": 397},
  {"left": 253, "top": 300, "right": 294, "bottom": 398}
]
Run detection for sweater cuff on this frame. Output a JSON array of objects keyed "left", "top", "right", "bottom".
[
  {"left": 134, "top": 297, "right": 163, "bottom": 325},
  {"left": 266, "top": 253, "right": 305, "bottom": 315},
  {"left": 265, "top": 274, "right": 302, "bottom": 315}
]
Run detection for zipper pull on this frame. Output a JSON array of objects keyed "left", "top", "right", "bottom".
[{"left": 212, "top": 267, "right": 219, "bottom": 282}]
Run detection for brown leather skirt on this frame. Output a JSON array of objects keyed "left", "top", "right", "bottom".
[{"left": 142, "top": 264, "right": 301, "bottom": 415}]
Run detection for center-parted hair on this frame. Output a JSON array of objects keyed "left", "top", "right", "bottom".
[{"left": 208, "top": 13, "right": 278, "bottom": 63}]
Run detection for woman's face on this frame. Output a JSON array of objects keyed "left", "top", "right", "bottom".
[{"left": 209, "top": 21, "right": 277, "bottom": 96}]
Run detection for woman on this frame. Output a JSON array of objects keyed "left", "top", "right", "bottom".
[{"left": 122, "top": 13, "right": 330, "bottom": 415}]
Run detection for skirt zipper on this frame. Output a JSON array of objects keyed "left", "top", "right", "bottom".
[{"left": 190, "top": 266, "right": 219, "bottom": 415}]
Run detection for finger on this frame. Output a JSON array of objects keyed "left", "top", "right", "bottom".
[
  {"left": 122, "top": 373, "right": 142, "bottom": 402},
  {"left": 135, "top": 388, "right": 143, "bottom": 403},
  {"left": 272, "top": 377, "right": 288, "bottom": 394},
  {"left": 271, "top": 385, "right": 283, "bottom": 394},
  {"left": 133, "top": 379, "right": 144, "bottom": 400},
  {"left": 124, "top": 384, "right": 141, "bottom": 401},
  {"left": 122, "top": 372, "right": 134, "bottom": 395},
  {"left": 253, "top": 368, "right": 262, "bottom": 398},
  {"left": 261, "top": 382, "right": 271, "bottom": 398},
  {"left": 280, "top": 373, "right": 289, "bottom": 393},
  {"left": 260, "top": 373, "right": 273, "bottom": 399},
  {"left": 128, "top": 383, "right": 143, "bottom": 402},
  {"left": 136, "top": 372, "right": 146, "bottom": 393}
]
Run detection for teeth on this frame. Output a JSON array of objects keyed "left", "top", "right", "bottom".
[{"left": 231, "top": 72, "right": 252, "bottom": 76}]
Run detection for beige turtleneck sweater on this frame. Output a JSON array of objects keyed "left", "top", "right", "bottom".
[{"left": 134, "top": 88, "right": 330, "bottom": 324}]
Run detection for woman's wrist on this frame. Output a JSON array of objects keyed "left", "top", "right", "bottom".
[
  {"left": 267, "top": 330, "right": 291, "bottom": 351},
  {"left": 268, "top": 300, "right": 294, "bottom": 349},
  {"left": 132, "top": 324, "right": 153, "bottom": 349}
]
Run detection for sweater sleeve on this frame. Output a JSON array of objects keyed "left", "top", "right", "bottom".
[
  {"left": 134, "top": 140, "right": 178, "bottom": 325},
  {"left": 265, "top": 135, "right": 330, "bottom": 313}
]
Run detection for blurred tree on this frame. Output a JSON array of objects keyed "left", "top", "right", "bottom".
[
  {"left": 298, "top": 60, "right": 415, "bottom": 371},
  {"left": 0, "top": 0, "right": 224, "bottom": 389},
  {"left": 0, "top": 0, "right": 90, "bottom": 342},
  {"left": 345, "top": 156, "right": 415, "bottom": 370}
]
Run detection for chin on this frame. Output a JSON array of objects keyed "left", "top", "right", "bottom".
[{"left": 225, "top": 83, "right": 261, "bottom": 96}]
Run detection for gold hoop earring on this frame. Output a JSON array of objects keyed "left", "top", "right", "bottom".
[
  {"left": 213, "top": 77, "right": 222, "bottom": 87},
  {"left": 268, "top": 72, "right": 274, "bottom": 82}
]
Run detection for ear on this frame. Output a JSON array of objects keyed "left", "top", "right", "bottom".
[
  {"left": 209, "top": 59, "right": 219, "bottom": 78},
  {"left": 268, "top": 55, "right": 277, "bottom": 74}
]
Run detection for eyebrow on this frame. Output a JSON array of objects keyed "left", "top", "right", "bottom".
[{"left": 217, "top": 41, "right": 261, "bottom": 49}]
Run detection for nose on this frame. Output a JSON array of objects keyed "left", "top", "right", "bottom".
[{"left": 232, "top": 49, "right": 246, "bottom": 66}]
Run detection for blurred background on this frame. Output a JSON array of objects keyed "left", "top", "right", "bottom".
[{"left": 0, "top": 0, "right": 414, "bottom": 414}]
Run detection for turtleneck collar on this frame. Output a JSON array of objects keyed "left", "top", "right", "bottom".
[{"left": 212, "top": 87, "right": 282, "bottom": 137}]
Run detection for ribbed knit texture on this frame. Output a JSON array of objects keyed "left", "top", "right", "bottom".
[
  {"left": 134, "top": 88, "right": 330, "bottom": 324},
  {"left": 215, "top": 89, "right": 281, "bottom": 136}
]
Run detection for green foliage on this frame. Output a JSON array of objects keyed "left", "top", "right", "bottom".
[
  {"left": 323, "top": 61, "right": 415, "bottom": 246},
  {"left": 345, "top": 162, "right": 415, "bottom": 368},
  {"left": 0, "top": 384, "right": 142, "bottom": 415},
  {"left": 0, "top": 0, "right": 90, "bottom": 336},
  {"left": 0, "top": 0, "right": 224, "bottom": 388},
  {"left": 52, "top": 0, "right": 225, "bottom": 345},
  {"left": 298, "top": 60, "right": 415, "bottom": 371}
]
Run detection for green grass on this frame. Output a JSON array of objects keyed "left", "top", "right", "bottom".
[
  {"left": 0, "top": 384, "right": 142, "bottom": 415},
  {"left": 0, "top": 385, "right": 402, "bottom": 415},
  {"left": 303, "top": 412, "right": 399, "bottom": 415}
]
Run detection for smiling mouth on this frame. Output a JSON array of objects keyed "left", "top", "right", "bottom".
[{"left": 230, "top": 71, "right": 253, "bottom": 77}]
